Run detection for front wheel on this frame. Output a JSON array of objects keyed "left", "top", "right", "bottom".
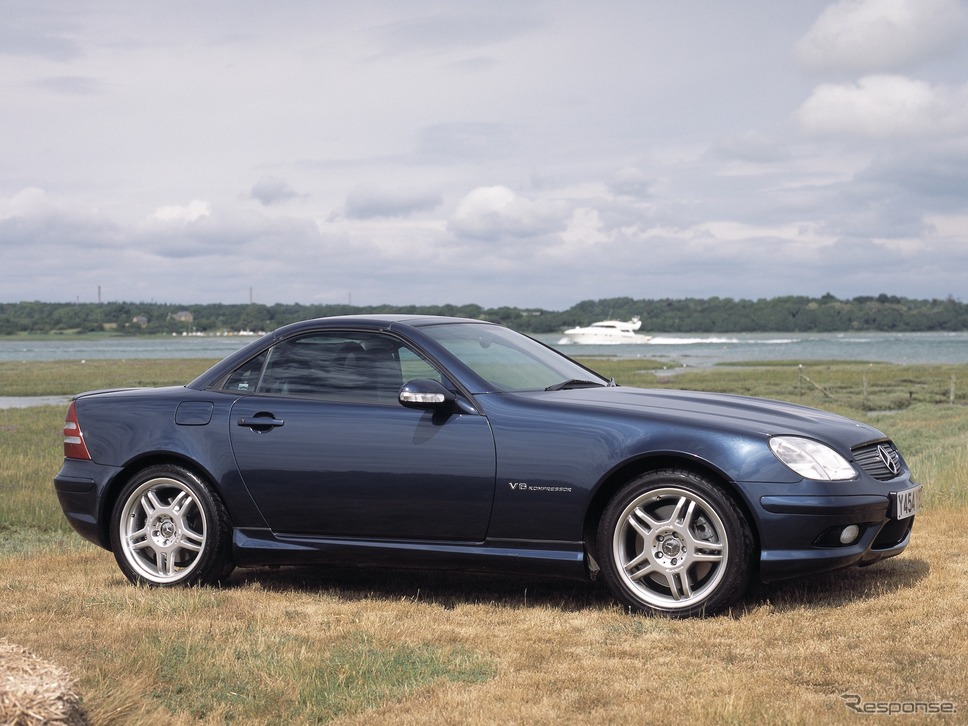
[
  {"left": 110, "top": 464, "right": 234, "bottom": 586},
  {"left": 597, "top": 470, "right": 753, "bottom": 617}
]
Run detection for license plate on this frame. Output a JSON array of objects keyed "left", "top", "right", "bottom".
[{"left": 893, "top": 485, "right": 922, "bottom": 519}]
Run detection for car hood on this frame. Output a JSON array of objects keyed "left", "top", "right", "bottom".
[{"left": 514, "top": 386, "right": 883, "bottom": 447}]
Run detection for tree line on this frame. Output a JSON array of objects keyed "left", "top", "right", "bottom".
[{"left": 1, "top": 294, "right": 967, "bottom": 336}]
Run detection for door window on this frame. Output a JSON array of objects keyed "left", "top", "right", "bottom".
[{"left": 223, "top": 332, "right": 442, "bottom": 404}]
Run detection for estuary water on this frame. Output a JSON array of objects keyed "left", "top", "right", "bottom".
[
  {"left": 1, "top": 331, "right": 965, "bottom": 409},
  {"left": 1, "top": 331, "right": 967, "bottom": 366},
  {"left": 540, "top": 331, "right": 968, "bottom": 368}
]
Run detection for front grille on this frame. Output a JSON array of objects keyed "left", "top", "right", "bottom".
[{"left": 852, "top": 441, "right": 904, "bottom": 481}]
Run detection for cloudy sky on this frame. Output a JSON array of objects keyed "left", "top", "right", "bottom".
[{"left": 3, "top": 0, "right": 968, "bottom": 309}]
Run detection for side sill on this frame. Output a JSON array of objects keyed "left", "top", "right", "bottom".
[{"left": 232, "top": 528, "right": 587, "bottom": 579}]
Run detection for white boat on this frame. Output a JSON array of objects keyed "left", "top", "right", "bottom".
[{"left": 558, "top": 316, "right": 652, "bottom": 345}]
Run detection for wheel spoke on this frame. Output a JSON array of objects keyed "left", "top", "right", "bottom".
[
  {"left": 179, "top": 526, "right": 205, "bottom": 551},
  {"left": 127, "top": 528, "right": 152, "bottom": 550},
  {"left": 654, "top": 570, "right": 679, "bottom": 599},
  {"left": 629, "top": 506, "right": 662, "bottom": 536},
  {"left": 149, "top": 489, "right": 169, "bottom": 511},
  {"left": 171, "top": 491, "right": 194, "bottom": 515},
  {"left": 139, "top": 492, "right": 158, "bottom": 517},
  {"left": 686, "top": 521, "right": 724, "bottom": 561},
  {"left": 670, "top": 496, "right": 690, "bottom": 525},
  {"left": 623, "top": 549, "right": 652, "bottom": 575},
  {"left": 690, "top": 543, "right": 723, "bottom": 562},
  {"left": 672, "top": 572, "right": 692, "bottom": 599},
  {"left": 628, "top": 563, "right": 655, "bottom": 582}
]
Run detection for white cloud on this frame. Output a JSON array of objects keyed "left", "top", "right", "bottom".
[
  {"left": 927, "top": 213, "right": 968, "bottom": 238},
  {"left": 149, "top": 200, "right": 212, "bottom": 223},
  {"left": 448, "top": 186, "right": 567, "bottom": 240},
  {"left": 34, "top": 75, "right": 103, "bottom": 95},
  {"left": 685, "top": 220, "right": 832, "bottom": 247},
  {"left": 0, "top": 9, "right": 81, "bottom": 61},
  {"left": 344, "top": 185, "right": 442, "bottom": 219},
  {"left": 415, "top": 123, "right": 517, "bottom": 161},
  {"left": 250, "top": 177, "right": 299, "bottom": 206},
  {"left": 0, "top": 187, "right": 48, "bottom": 219},
  {"left": 0, "top": 187, "right": 123, "bottom": 269},
  {"left": 374, "top": 7, "right": 544, "bottom": 55},
  {"left": 562, "top": 207, "right": 607, "bottom": 242},
  {"left": 796, "top": 0, "right": 968, "bottom": 73},
  {"left": 797, "top": 75, "right": 968, "bottom": 138},
  {"left": 605, "top": 168, "right": 654, "bottom": 200},
  {"left": 708, "top": 131, "right": 792, "bottom": 165}
]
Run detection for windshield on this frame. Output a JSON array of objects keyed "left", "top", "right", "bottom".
[{"left": 419, "top": 323, "right": 609, "bottom": 392}]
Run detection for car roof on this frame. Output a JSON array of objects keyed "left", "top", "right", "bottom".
[
  {"left": 301, "top": 313, "right": 481, "bottom": 324},
  {"left": 274, "top": 314, "right": 491, "bottom": 334}
]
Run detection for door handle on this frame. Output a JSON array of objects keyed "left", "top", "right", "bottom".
[{"left": 237, "top": 416, "right": 285, "bottom": 431}]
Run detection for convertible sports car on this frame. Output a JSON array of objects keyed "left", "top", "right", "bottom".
[{"left": 54, "top": 315, "right": 921, "bottom": 617}]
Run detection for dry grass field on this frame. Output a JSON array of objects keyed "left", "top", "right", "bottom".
[{"left": 1, "top": 358, "right": 966, "bottom": 724}]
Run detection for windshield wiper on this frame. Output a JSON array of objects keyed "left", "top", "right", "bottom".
[{"left": 545, "top": 379, "right": 608, "bottom": 391}]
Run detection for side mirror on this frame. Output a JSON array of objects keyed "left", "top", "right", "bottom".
[{"left": 399, "top": 379, "right": 457, "bottom": 410}]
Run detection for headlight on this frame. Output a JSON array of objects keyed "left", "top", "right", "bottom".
[{"left": 769, "top": 436, "right": 857, "bottom": 481}]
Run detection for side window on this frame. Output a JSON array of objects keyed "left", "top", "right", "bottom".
[
  {"left": 221, "top": 351, "right": 267, "bottom": 393},
  {"left": 399, "top": 347, "right": 442, "bottom": 383},
  {"left": 225, "top": 332, "right": 442, "bottom": 404}
]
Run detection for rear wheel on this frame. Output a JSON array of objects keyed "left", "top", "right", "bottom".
[
  {"left": 598, "top": 469, "right": 752, "bottom": 617},
  {"left": 110, "top": 464, "right": 234, "bottom": 586}
]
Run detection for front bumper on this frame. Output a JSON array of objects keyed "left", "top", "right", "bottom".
[{"left": 743, "top": 481, "right": 920, "bottom": 582}]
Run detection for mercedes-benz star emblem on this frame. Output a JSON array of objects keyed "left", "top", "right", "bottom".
[{"left": 876, "top": 444, "right": 900, "bottom": 476}]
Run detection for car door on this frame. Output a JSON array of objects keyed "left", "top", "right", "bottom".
[{"left": 226, "top": 331, "right": 496, "bottom": 540}]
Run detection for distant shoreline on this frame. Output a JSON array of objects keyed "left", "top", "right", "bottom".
[
  {"left": 3, "top": 295, "right": 968, "bottom": 337},
  {"left": 3, "top": 330, "right": 966, "bottom": 369}
]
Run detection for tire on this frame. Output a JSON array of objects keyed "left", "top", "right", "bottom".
[
  {"left": 110, "top": 464, "right": 234, "bottom": 586},
  {"left": 597, "top": 469, "right": 752, "bottom": 617}
]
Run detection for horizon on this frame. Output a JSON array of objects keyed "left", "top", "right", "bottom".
[{"left": 2, "top": 290, "right": 964, "bottom": 311}]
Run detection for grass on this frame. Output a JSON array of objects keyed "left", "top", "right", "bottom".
[
  {"left": 1, "top": 358, "right": 966, "bottom": 723},
  {"left": 0, "top": 358, "right": 218, "bottom": 397},
  {"left": 584, "top": 358, "right": 968, "bottom": 414},
  {"left": 0, "top": 406, "right": 75, "bottom": 533},
  {"left": 1, "top": 528, "right": 964, "bottom": 724}
]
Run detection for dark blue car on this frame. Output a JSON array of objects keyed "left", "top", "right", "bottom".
[{"left": 54, "top": 315, "right": 921, "bottom": 617}]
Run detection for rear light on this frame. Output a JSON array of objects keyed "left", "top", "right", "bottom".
[{"left": 63, "top": 401, "right": 92, "bottom": 460}]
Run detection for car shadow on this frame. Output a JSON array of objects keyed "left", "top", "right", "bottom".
[
  {"left": 227, "top": 564, "right": 615, "bottom": 612},
  {"left": 744, "top": 556, "right": 930, "bottom": 615},
  {"left": 224, "top": 556, "right": 930, "bottom": 616}
]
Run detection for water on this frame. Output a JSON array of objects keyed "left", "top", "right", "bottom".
[
  {"left": 540, "top": 331, "right": 968, "bottom": 367},
  {"left": 1, "top": 331, "right": 966, "bottom": 366},
  {"left": 0, "top": 335, "right": 256, "bottom": 363},
  {"left": 0, "top": 395, "right": 72, "bottom": 409},
  {"left": 2, "top": 331, "right": 965, "bottom": 409}
]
